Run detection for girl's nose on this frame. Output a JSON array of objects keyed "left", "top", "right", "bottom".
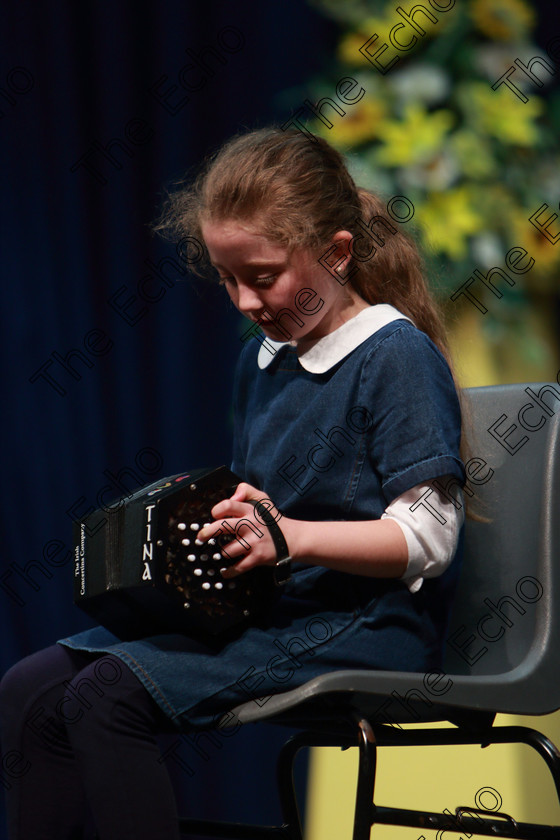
[{"left": 236, "top": 283, "right": 264, "bottom": 314}]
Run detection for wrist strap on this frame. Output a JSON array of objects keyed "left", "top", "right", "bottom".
[{"left": 247, "top": 499, "right": 292, "bottom": 585}]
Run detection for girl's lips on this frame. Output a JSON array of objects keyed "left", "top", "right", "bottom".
[{"left": 248, "top": 315, "right": 273, "bottom": 325}]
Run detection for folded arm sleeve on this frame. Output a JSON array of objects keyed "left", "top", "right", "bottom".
[{"left": 381, "top": 478, "right": 465, "bottom": 593}]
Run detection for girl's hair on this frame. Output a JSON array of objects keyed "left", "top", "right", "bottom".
[
  {"left": 154, "top": 127, "right": 479, "bottom": 512},
  {"left": 154, "top": 126, "right": 451, "bottom": 365}
]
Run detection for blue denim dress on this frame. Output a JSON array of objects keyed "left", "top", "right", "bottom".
[{"left": 59, "top": 313, "right": 465, "bottom": 729}]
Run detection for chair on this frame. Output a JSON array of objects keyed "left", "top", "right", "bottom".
[{"left": 178, "top": 382, "right": 560, "bottom": 840}]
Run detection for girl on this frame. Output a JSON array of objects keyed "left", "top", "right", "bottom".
[{"left": 0, "top": 127, "right": 465, "bottom": 839}]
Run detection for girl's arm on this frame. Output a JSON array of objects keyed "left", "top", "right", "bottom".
[
  {"left": 198, "top": 481, "right": 409, "bottom": 580},
  {"left": 282, "top": 516, "right": 409, "bottom": 578}
]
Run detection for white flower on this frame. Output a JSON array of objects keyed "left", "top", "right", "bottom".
[
  {"left": 399, "top": 150, "right": 460, "bottom": 191},
  {"left": 388, "top": 64, "right": 450, "bottom": 106},
  {"left": 475, "top": 44, "right": 555, "bottom": 92},
  {"left": 471, "top": 233, "right": 505, "bottom": 269}
]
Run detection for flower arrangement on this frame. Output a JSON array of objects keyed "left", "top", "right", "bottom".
[{"left": 299, "top": 0, "right": 560, "bottom": 383}]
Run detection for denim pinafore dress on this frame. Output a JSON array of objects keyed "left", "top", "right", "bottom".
[{"left": 59, "top": 308, "right": 465, "bottom": 730}]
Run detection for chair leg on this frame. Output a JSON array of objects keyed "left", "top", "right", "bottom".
[
  {"left": 276, "top": 730, "right": 350, "bottom": 839},
  {"left": 276, "top": 734, "right": 306, "bottom": 840},
  {"left": 496, "top": 726, "right": 560, "bottom": 807},
  {"left": 275, "top": 717, "right": 378, "bottom": 840},
  {"left": 276, "top": 716, "right": 378, "bottom": 840},
  {"left": 352, "top": 717, "right": 377, "bottom": 840}
]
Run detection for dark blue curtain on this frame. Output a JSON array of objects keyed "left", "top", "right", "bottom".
[{"left": 0, "top": 1, "right": 337, "bottom": 834}]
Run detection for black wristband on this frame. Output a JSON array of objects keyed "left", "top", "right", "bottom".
[{"left": 247, "top": 499, "right": 292, "bottom": 585}]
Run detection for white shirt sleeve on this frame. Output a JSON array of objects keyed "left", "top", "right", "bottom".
[{"left": 381, "top": 477, "right": 464, "bottom": 593}]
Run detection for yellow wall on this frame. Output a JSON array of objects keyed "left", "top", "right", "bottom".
[
  {"left": 305, "top": 711, "right": 560, "bottom": 839},
  {"left": 447, "top": 305, "right": 559, "bottom": 388}
]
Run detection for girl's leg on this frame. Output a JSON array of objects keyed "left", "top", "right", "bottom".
[
  {"left": 0, "top": 645, "right": 181, "bottom": 840},
  {"left": 0, "top": 644, "right": 96, "bottom": 839},
  {"left": 63, "top": 654, "right": 181, "bottom": 840}
]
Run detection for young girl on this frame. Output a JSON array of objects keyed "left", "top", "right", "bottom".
[{"left": 0, "top": 127, "right": 465, "bottom": 839}]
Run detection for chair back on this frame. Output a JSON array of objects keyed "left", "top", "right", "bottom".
[
  {"left": 443, "top": 383, "right": 560, "bottom": 712},
  {"left": 229, "top": 382, "right": 560, "bottom": 725}
]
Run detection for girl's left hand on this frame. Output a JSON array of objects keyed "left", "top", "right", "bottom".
[{"left": 197, "top": 482, "right": 285, "bottom": 578}]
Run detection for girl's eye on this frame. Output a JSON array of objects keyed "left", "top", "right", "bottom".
[
  {"left": 218, "top": 274, "right": 277, "bottom": 288},
  {"left": 254, "top": 275, "right": 277, "bottom": 288}
]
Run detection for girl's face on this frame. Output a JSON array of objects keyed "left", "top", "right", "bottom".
[{"left": 201, "top": 219, "right": 369, "bottom": 344}]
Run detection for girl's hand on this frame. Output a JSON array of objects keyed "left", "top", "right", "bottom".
[{"left": 197, "top": 482, "right": 286, "bottom": 578}]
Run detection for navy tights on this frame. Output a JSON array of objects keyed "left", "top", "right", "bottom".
[{"left": 0, "top": 645, "right": 181, "bottom": 839}]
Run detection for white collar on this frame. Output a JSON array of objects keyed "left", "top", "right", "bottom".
[{"left": 257, "top": 304, "right": 413, "bottom": 373}]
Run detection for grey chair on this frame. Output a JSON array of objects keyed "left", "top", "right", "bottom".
[{"left": 178, "top": 382, "right": 560, "bottom": 840}]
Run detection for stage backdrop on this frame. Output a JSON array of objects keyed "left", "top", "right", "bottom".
[{"left": 0, "top": 1, "right": 338, "bottom": 835}]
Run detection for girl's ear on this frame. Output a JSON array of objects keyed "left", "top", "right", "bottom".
[{"left": 329, "top": 229, "right": 354, "bottom": 273}]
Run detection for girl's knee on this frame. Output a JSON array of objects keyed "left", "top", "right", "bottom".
[
  {"left": 0, "top": 651, "right": 51, "bottom": 718},
  {"left": 60, "top": 659, "right": 113, "bottom": 726},
  {"left": 0, "top": 645, "right": 86, "bottom": 725},
  {"left": 62, "top": 655, "right": 137, "bottom": 726},
  {"left": 0, "top": 659, "right": 25, "bottom": 718},
  {"left": 63, "top": 655, "right": 162, "bottom": 740}
]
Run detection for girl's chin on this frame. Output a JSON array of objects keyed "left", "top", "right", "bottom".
[{"left": 259, "top": 323, "right": 292, "bottom": 341}]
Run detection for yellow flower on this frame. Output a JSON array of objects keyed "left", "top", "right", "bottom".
[
  {"left": 339, "top": 7, "right": 445, "bottom": 67},
  {"left": 417, "top": 188, "right": 484, "bottom": 259},
  {"left": 314, "top": 97, "right": 386, "bottom": 148},
  {"left": 338, "top": 30, "right": 381, "bottom": 67},
  {"left": 470, "top": 0, "right": 536, "bottom": 41},
  {"left": 338, "top": 16, "right": 398, "bottom": 67},
  {"left": 510, "top": 209, "right": 560, "bottom": 274},
  {"left": 461, "top": 82, "right": 544, "bottom": 146},
  {"left": 375, "top": 104, "right": 454, "bottom": 167}
]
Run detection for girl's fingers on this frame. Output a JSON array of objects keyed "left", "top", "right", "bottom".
[
  {"left": 198, "top": 509, "right": 263, "bottom": 543},
  {"left": 209, "top": 498, "right": 249, "bottom": 520},
  {"left": 219, "top": 534, "right": 251, "bottom": 560},
  {"left": 230, "top": 482, "right": 261, "bottom": 503},
  {"left": 194, "top": 484, "right": 279, "bottom": 572},
  {"left": 221, "top": 559, "right": 251, "bottom": 578},
  {"left": 197, "top": 520, "right": 224, "bottom": 541}
]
